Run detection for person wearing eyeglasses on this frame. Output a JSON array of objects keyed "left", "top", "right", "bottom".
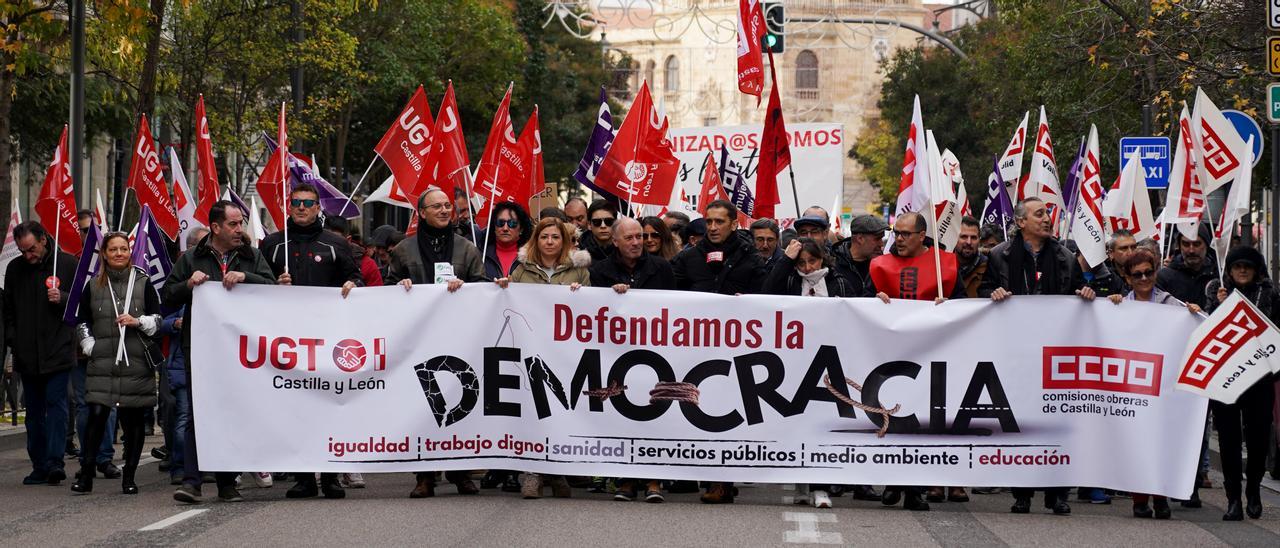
[
  {"left": 4, "top": 221, "right": 77, "bottom": 487},
  {"left": 869, "top": 212, "right": 959, "bottom": 306},
  {"left": 385, "top": 188, "right": 484, "bottom": 499},
  {"left": 259, "top": 183, "right": 363, "bottom": 500},
  {"left": 480, "top": 202, "right": 532, "bottom": 280},
  {"left": 640, "top": 216, "right": 680, "bottom": 261},
  {"left": 578, "top": 199, "right": 618, "bottom": 261},
  {"left": 794, "top": 213, "right": 831, "bottom": 248},
  {"left": 1203, "top": 246, "right": 1276, "bottom": 521}
]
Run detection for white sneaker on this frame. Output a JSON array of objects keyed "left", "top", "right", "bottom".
[
  {"left": 342, "top": 473, "right": 365, "bottom": 488},
  {"left": 253, "top": 472, "right": 273, "bottom": 488},
  {"left": 812, "top": 490, "right": 832, "bottom": 509}
]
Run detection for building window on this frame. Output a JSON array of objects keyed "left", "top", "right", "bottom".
[
  {"left": 796, "top": 50, "right": 819, "bottom": 100},
  {"left": 664, "top": 55, "right": 680, "bottom": 93},
  {"left": 629, "top": 60, "right": 641, "bottom": 94},
  {"left": 645, "top": 60, "right": 656, "bottom": 88}
]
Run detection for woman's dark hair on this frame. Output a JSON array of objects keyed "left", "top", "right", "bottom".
[
  {"left": 486, "top": 201, "right": 533, "bottom": 246},
  {"left": 639, "top": 216, "right": 679, "bottom": 260},
  {"left": 795, "top": 237, "right": 831, "bottom": 268},
  {"left": 1121, "top": 248, "right": 1159, "bottom": 278}
]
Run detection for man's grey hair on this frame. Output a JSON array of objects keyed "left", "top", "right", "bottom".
[
  {"left": 1012, "top": 197, "right": 1044, "bottom": 221},
  {"left": 187, "top": 226, "right": 210, "bottom": 248},
  {"left": 611, "top": 216, "right": 641, "bottom": 237},
  {"left": 1106, "top": 229, "right": 1134, "bottom": 252}
]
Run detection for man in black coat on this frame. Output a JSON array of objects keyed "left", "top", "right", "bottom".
[
  {"left": 591, "top": 217, "right": 675, "bottom": 292},
  {"left": 260, "top": 184, "right": 363, "bottom": 500},
  {"left": 1156, "top": 226, "right": 1217, "bottom": 309},
  {"left": 831, "top": 215, "right": 886, "bottom": 299},
  {"left": 4, "top": 221, "right": 76, "bottom": 486},
  {"left": 671, "top": 200, "right": 764, "bottom": 296}
]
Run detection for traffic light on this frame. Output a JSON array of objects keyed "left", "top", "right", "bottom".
[{"left": 763, "top": 1, "right": 784, "bottom": 53}]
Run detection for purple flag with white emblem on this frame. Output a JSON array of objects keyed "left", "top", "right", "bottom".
[
  {"left": 718, "top": 145, "right": 756, "bottom": 217},
  {"left": 572, "top": 87, "right": 626, "bottom": 207},
  {"left": 982, "top": 154, "right": 1014, "bottom": 232},
  {"left": 131, "top": 205, "right": 173, "bottom": 291},
  {"left": 61, "top": 222, "right": 102, "bottom": 324}
]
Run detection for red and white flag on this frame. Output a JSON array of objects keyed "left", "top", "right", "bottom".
[
  {"left": 696, "top": 152, "right": 730, "bottom": 217},
  {"left": 934, "top": 147, "right": 965, "bottom": 250},
  {"left": 519, "top": 106, "right": 545, "bottom": 200},
  {"left": 736, "top": 0, "right": 765, "bottom": 102},
  {"left": 419, "top": 81, "right": 471, "bottom": 205},
  {"left": 997, "top": 112, "right": 1029, "bottom": 200},
  {"left": 169, "top": 147, "right": 205, "bottom": 251},
  {"left": 193, "top": 95, "right": 220, "bottom": 225},
  {"left": 893, "top": 96, "right": 929, "bottom": 219},
  {"left": 594, "top": 81, "right": 680, "bottom": 207},
  {"left": 1027, "top": 106, "right": 1065, "bottom": 217},
  {"left": 126, "top": 115, "right": 180, "bottom": 240},
  {"left": 1103, "top": 150, "right": 1157, "bottom": 241},
  {"left": 253, "top": 105, "right": 291, "bottom": 232},
  {"left": 1213, "top": 136, "right": 1254, "bottom": 275},
  {"left": 1164, "top": 104, "right": 1206, "bottom": 241},
  {"left": 1069, "top": 125, "right": 1107, "bottom": 267},
  {"left": 92, "top": 190, "right": 108, "bottom": 234},
  {"left": 926, "top": 131, "right": 958, "bottom": 249},
  {"left": 472, "top": 84, "right": 531, "bottom": 227},
  {"left": 375, "top": 85, "right": 434, "bottom": 204},
  {"left": 36, "top": 126, "right": 82, "bottom": 256},
  {"left": 1191, "top": 88, "right": 1246, "bottom": 194},
  {"left": 755, "top": 50, "right": 790, "bottom": 219},
  {"left": 1177, "top": 290, "right": 1280, "bottom": 404}
]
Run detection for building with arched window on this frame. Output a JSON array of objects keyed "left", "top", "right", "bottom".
[
  {"left": 663, "top": 55, "right": 680, "bottom": 94},
  {"left": 795, "top": 50, "right": 819, "bottom": 101}
]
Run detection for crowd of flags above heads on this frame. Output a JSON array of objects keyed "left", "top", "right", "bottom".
[{"left": 897, "top": 87, "right": 1255, "bottom": 277}]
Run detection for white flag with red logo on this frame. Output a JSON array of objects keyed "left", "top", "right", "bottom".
[
  {"left": 1213, "top": 136, "right": 1253, "bottom": 276},
  {"left": 1165, "top": 104, "right": 1207, "bottom": 240},
  {"left": 927, "top": 133, "right": 960, "bottom": 250},
  {"left": 1103, "top": 151, "right": 1157, "bottom": 241},
  {"left": 1027, "top": 106, "right": 1066, "bottom": 220},
  {"left": 375, "top": 85, "right": 434, "bottom": 204},
  {"left": 1177, "top": 290, "right": 1280, "bottom": 404},
  {"left": 942, "top": 148, "right": 969, "bottom": 216},
  {"left": 169, "top": 147, "right": 205, "bottom": 251},
  {"left": 736, "top": 0, "right": 765, "bottom": 101},
  {"left": 893, "top": 95, "right": 930, "bottom": 220},
  {"left": 1069, "top": 126, "right": 1107, "bottom": 267},
  {"left": 1191, "top": 88, "right": 1246, "bottom": 195},
  {"left": 126, "top": 115, "right": 181, "bottom": 240},
  {"left": 997, "top": 112, "right": 1029, "bottom": 200},
  {"left": 92, "top": 190, "right": 108, "bottom": 234}
]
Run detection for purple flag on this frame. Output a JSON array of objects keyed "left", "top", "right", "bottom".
[
  {"left": 222, "top": 186, "right": 251, "bottom": 217},
  {"left": 61, "top": 222, "right": 102, "bottom": 325},
  {"left": 718, "top": 146, "right": 756, "bottom": 217},
  {"left": 572, "top": 87, "right": 630, "bottom": 208},
  {"left": 131, "top": 205, "right": 172, "bottom": 291},
  {"left": 263, "top": 134, "right": 360, "bottom": 219},
  {"left": 1060, "top": 136, "right": 1087, "bottom": 224},
  {"left": 982, "top": 154, "right": 1014, "bottom": 230}
]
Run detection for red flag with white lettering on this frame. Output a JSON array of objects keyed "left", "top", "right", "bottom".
[
  {"left": 755, "top": 50, "right": 790, "bottom": 219},
  {"left": 521, "top": 107, "right": 545, "bottom": 200},
  {"left": 35, "top": 126, "right": 82, "bottom": 256},
  {"left": 472, "top": 84, "right": 525, "bottom": 228},
  {"left": 126, "top": 115, "right": 180, "bottom": 240},
  {"left": 375, "top": 85, "right": 434, "bottom": 204},
  {"left": 696, "top": 152, "right": 730, "bottom": 217},
  {"left": 736, "top": 0, "right": 765, "bottom": 102},
  {"left": 594, "top": 82, "right": 680, "bottom": 206},
  {"left": 418, "top": 81, "right": 470, "bottom": 206},
  {"left": 193, "top": 95, "right": 220, "bottom": 225}
]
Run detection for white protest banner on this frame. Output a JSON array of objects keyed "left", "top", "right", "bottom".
[
  {"left": 667, "top": 123, "right": 843, "bottom": 221},
  {"left": 1177, "top": 290, "right": 1280, "bottom": 404},
  {"left": 193, "top": 284, "right": 1205, "bottom": 497}
]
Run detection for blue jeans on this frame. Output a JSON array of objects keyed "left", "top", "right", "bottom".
[
  {"left": 70, "top": 362, "right": 115, "bottom": 464},
  {"left": 170, "top": 385, "right": 189, "bottom": 473},
  {"left": 20, "top": 370, "right": 70, "bottom": 474}
]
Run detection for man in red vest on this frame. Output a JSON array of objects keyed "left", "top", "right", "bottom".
[{"left": 870, "top": 212, "right": 959, "bottom": 303}]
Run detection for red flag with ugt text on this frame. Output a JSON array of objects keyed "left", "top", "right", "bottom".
[
  {"left": 696, "top": 152, "right": 730, "bottom": 217},
  {"left": 35, "top": 125, "right": 82, "bottom": 255},
  {"left": 472, "top": 84, "right": 528, "bottom": 228},
  {"left": 418, "top": 81, "right": 470, "bottom": 206},
  {"left": 736, "top": 0, "right": 765, "bottom": 102},
  {"left": 375, "top": 85, "right": 434, "bottom": 205},
  {"left": 755, "top": 50, "right": 790, "bottom": 219},
  {"left": 193, "top": 95, "right": 220, "bottom": 225},
  {"left": 126, "top": 115, "right": 180, "bottom": 240},
  {"left": 594, "top": 82, "right": 679, "bottom": 207},
  {"left": 519, "top": 107, "right": 545, "bottom": 200}
]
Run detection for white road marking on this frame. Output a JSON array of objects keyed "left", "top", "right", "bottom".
[
  {"left": 139, "top": 509, "right": 208, "bottom": 531},
  {"left": 783, "top": 512, "right": 841, "bottom": 544}
]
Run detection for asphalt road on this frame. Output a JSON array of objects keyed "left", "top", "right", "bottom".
[{"left": 1, "top": 431, "right": 1278, "bottom": 547}]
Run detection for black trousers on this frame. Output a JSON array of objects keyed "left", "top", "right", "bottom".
[
  {"left": 1012, "top": 487, "right": 1068, "bottom": 504},
  {"left": 1211, "top": 379, "right": 1276, "bottom": 501},
  {"left": 82, "top": 404, "right": 145, "bottom": 478}
]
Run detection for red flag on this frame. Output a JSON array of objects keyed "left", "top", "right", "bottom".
[
  {"left": 521, "top": 107, "right": 545, "bottom": 200},
  {"left": 417, "top": 81, "right": 470, "bottom": 207},
  {"left": 126, "top": 115, "right": 180, "bottom": 240},
  {"left": 696, "top": 152, "right": 730, "bottom": 217},
  {"left": 594, "top": 82, "right": 680, "bottom": 206},
  {"left": 375, "top": 85, "right": 434, "bottom": 204},
  {"left": 736, "top": 0, "right": 765, "bottom": 102},
  {"left": 254, "top": 143, "right": 288, "bottom": 231},
  {"left": 193, "top": 95, "right": 220, "bottom": 225},
  {"left": 35, "top": 126, "right": 82, "bottom": 256},
  {"left": 472, "top": 84, "right": 528, "bottom": 228},
  {"left": 755, "top": 50, "right": 790, "bottom": 219}
]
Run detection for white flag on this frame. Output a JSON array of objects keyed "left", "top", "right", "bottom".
[
  {"left": 1103, "top": 152, "right": 1157, "bottom": 241},
  {"left": 1213, "top": 136, "right": 1253, "bottom": 276},
  {"left": 934, "top": 147, "right": 963, "bottom": 250},
  {"left": 0, "top": 199, "right": 21, "bottom": 289},
  {"left": 1069, "top": 126, "right": 1108, "bottom": 268},
  {"left": 828, "top": 193, "right": 844, "bottom": 238},
  {"left": 1191, "top": 88, "right": 1247, "bottom": 194},
  {"left": 248, "top": 196, "right": 268, "bottom": 246},
  {"left": 998, "top": 112, "right": 1029, "bottom": 200},
  {"left": 169, "top": 148, "right": 206, "bottom": 251},
  {"left": 1177, "top": 290, "right": 1280, "bottom": 404},
  {"left": 894, "top": 96, "right": 930, "bottom": 218},
  {"left": 1028, "top": 105, "right": 1066, "bottom": 216},
  {"left": 92, "top": 190, "right": 108, "bottom": 234},
  {"left": 1165, "top": 105, "right": 1205, "bottom": 241}
]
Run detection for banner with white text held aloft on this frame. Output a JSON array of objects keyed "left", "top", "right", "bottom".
[{"left": 191, "top": 284, "right": 1206, "bottom": 497}]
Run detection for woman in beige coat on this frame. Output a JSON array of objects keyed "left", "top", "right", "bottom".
[{"left": 494, "top": 217, "right": 589, "bottom": 499}]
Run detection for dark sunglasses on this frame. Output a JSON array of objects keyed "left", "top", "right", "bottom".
[
  {"left": 591, "top": 217, "right": 616, "bottom": 227},
  {"left": 1128, "top": 269, "right": 1155, "bottom": 280},
  {"left": 493, "top": 219, "right": 519, "bottom": 229},
  {"left": 642, "top": 232, "right": 660, "bottom": 240},
  {"left": 290, "top": 198, "right": 318, "bottom": 208}
]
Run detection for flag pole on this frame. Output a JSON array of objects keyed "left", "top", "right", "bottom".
[
  {"left": 787, "top": 164, "right": 802, "bottom": 219},
  {"left": 279, "top": 102, "right": 290, "bottom": 276},
  {"left": 930, "top": 206, "right": 944, "bottom": 300},
  {"left": 480, "top": 162, "right": 500, "bottom": 261},
  {"left": 116, "top": 187, "right": 131, "bottom": 232},
  {"left": 52, "top": 208, "right": 60, "bottom": 285},
  {"left": 340, "top": 156, "right": 379, "bottom": 219}
]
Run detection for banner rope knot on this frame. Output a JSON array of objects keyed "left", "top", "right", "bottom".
[{"left": 824, "top": 374, "right": 901, "bottom": 438}]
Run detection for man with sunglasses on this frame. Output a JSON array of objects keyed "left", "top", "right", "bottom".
[
  {"left": 5, "top": 221, "right": 77, "bottom": 486},
  {"left": 579, "top": 199, "right": 618, "bottom": 261},
  {"left": 260, "top": 184, "right": 363, "bottom": 500}
]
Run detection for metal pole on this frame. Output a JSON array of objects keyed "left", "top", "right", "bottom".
[
  {"left": 69, "top": 0, "right": 86, "bottom": 203},
  {"left": 1271, "top": 124, "right": 1280, "bottom": 281},
  {"left": 290, "top": 0, "right": 304, "bottom": 146}
]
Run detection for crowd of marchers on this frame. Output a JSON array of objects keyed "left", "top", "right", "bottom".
[{"left": 4, "top": 184, "right": 1277, "bottom": 521}]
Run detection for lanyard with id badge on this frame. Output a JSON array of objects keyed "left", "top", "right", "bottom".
[{"left": 434, "top": 262, "right": 456, "bottom": 284}]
